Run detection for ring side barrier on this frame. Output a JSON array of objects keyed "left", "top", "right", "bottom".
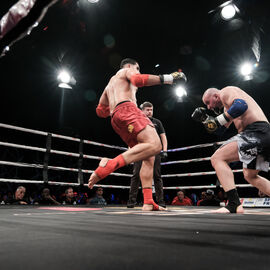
[{"left": 0, "top": 123, "right": 127, "bottom": 151}]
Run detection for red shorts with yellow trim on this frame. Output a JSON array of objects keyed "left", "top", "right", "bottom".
[{"left": 111, "top": 101, "right": 153, "bottom": 148}]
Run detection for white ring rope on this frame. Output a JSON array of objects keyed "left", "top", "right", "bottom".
[
  {"left": 161, "top": 157, "right": 211, "bottom": 165},
  {"left": 162, "top": 169, "right": 243, "bottom": 178},
  {"left": 0, "top": 160, "right": 132, "bottom": 177},
  {"left": 167, "top": 141, "right": 224, "bottom": 152},
  {"left": 0, "top": 141, "right": 103, "bottom": 160},
  {"left": 0, "top": 122, "right": 127, "bottom": 151}
]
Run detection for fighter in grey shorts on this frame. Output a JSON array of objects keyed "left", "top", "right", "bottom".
[
  {"left": 192, "top": 86, "right": 270, "bottom": 214},
  {"left": 224, "top": 121, "right": 270, "bottom": 172}
]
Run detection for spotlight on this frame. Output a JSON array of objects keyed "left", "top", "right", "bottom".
[
  {"left": 57, "top": 70, "right": 76, "bottom": 89},
  {"left": 88, "top": 0, "right": 99, "bottom": 3},
  {"left": 239, "top": 62, "right": 255, "bottom": 81},
  {"left": 175, "top": 86, "right": 187, "bottom": 98},
  {"left": 240, "top": 62, "right": 253, "bottom": 76},
  {"left": 220, "top": 4, "right": 236, "bottom": 20},
  {"left": 58, "top": 70, "right": 71, "bottom": 83}
]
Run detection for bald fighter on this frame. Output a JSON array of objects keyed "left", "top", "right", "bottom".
[
  {"left": 192, "top": 86, "right": 270, "bottom": 213},
  {"left": 88, "top": 58, "right": 186, "bottom": 211}
]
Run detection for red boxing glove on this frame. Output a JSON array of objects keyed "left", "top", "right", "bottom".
[
  {"left": 130, "top": 74, "right": 149, "bottom": 87},
  {"left": 96, "top": 103, "right": 110, "bottom": 118}
]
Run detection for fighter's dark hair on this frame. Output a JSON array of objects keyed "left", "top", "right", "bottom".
[{"left": 120, "top": 58, "right": 138, "bottom": 68}]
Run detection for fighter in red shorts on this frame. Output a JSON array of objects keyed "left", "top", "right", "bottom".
[{"left": 88, "top": 58, "right": 186, "bottom": 211}]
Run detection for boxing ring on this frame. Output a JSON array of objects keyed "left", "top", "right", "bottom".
[
  {"left": 1, "top": 122, "right": 270, "bottom": 270},
  {"left": 1, "top": 2, "right": 270, "bottom": 269}
]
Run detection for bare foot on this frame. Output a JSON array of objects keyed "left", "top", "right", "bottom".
[
  {"left": 211, "top": 205, "right": 244, "bottom": 214},
  {"left": 88, "top": 158, "right": 109, "bottom": 189},
  {"left": 142, "top": 204, "right": 167, "bottom": 211}
]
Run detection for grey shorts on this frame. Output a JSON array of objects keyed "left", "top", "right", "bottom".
[{"left": 222, "top": 121, "right": 270, "bottom": 172}]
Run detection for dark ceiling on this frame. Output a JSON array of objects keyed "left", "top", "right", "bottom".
[{"left": 1, "top": 0, "right": 270, "bottom": 149}]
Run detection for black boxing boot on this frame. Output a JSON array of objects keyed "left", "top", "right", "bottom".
[{"left": 225, "top": 188, "right": 241, "bottom": 213}]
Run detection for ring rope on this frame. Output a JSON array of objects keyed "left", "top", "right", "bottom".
[
  {"left": 0, "top": 141, "right": 103, "bottom": 160},
  {"left": 167, "top": 141, "right": 224, "bottom": 152},
  {"left": 162, "top": 169, "right": 243, "bottom": 178},
  {"left": 0, "top": 158, "right": 247, "bottom": 178},
  {"left": 162, "top": 184, "right": 252, "bottom": 189},
  {"left": 0, "top": 160, "right": 132, "bottom": 177},
  {"left": 161, "top": 157, "right": 211, "bottom": 165},
  {"left": 0, "top": 122, "right": 127, "bottom": 151}
]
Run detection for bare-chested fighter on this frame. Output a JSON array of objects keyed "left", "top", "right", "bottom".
[
  {"left": 192, "top": 86, "right": 270, "bottom": 213},
  {"left": 88, "top": 58, "right": 186, "bottom": 211}
]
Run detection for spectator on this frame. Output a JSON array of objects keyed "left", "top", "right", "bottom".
[
  {"left": 88, "top": 187, "right": 107, "bottom": 206},
  {"left": 198, "top": 189, "right": 220, "bottom": 206},
  {"left": 5, "top": 186, "right": 28, "bottom": 205},
  {"left": 76, "top": 185, "right": 88, "bottom": 205},
  {"left": 2, "top": 191, "right": 13, "bottom": 204},
  {"left": 171, "top": 190, "right": 192, "bottom": 206},
  {"left": 189, "top": 192, "right": 198, "bottom": 206},
  {"left": 63, "top": 187, "right": 77, "bottom": 205},
  {"left": 197, "top": 191, "right": 206, "bottom": 206},
  {"left": 34, "top": 188, "right": 60, "bottom": 205},
  {"left": 109, "top": 193, "right": 120, "bottom": 204}
]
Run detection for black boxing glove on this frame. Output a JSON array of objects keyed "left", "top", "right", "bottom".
[
  {"left": 203, "top": 116, "right": 219, "bottom": 133},
  {"left": 203, "top": 113, "right": 230, "bottom": 133},
  {"left": 191, "top": 107, "right": 208, "bottom": 123},
  {"left": 160, "top": 151, "right": 168, "bottom": 161},
  {"left": 159, "top": 71, "right": 187, "bottom": 84}
]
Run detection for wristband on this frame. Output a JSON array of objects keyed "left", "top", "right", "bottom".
[
  {"left": 216, "top": 113, "right": 230, "bottom": 126},
  {"left": 159, "top": 74, "right": 173, "bottom": 84}
]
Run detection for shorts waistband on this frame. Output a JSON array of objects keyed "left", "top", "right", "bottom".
[
  {"left": 111, "top": 100, "right": 132, "bottom": 118},
  {"left": 115, "top": 100, "right": 131, "bottom": 108},
  {"left": 245, "top": 121, "right": 270, "bottom": 130}
]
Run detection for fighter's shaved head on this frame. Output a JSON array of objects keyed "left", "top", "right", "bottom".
[
  {"left": 202, "top": 87, "right": 219, "bottom": 99},
  {"left": 202, "top": 87, "right": 219, "bottom": 101}
]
